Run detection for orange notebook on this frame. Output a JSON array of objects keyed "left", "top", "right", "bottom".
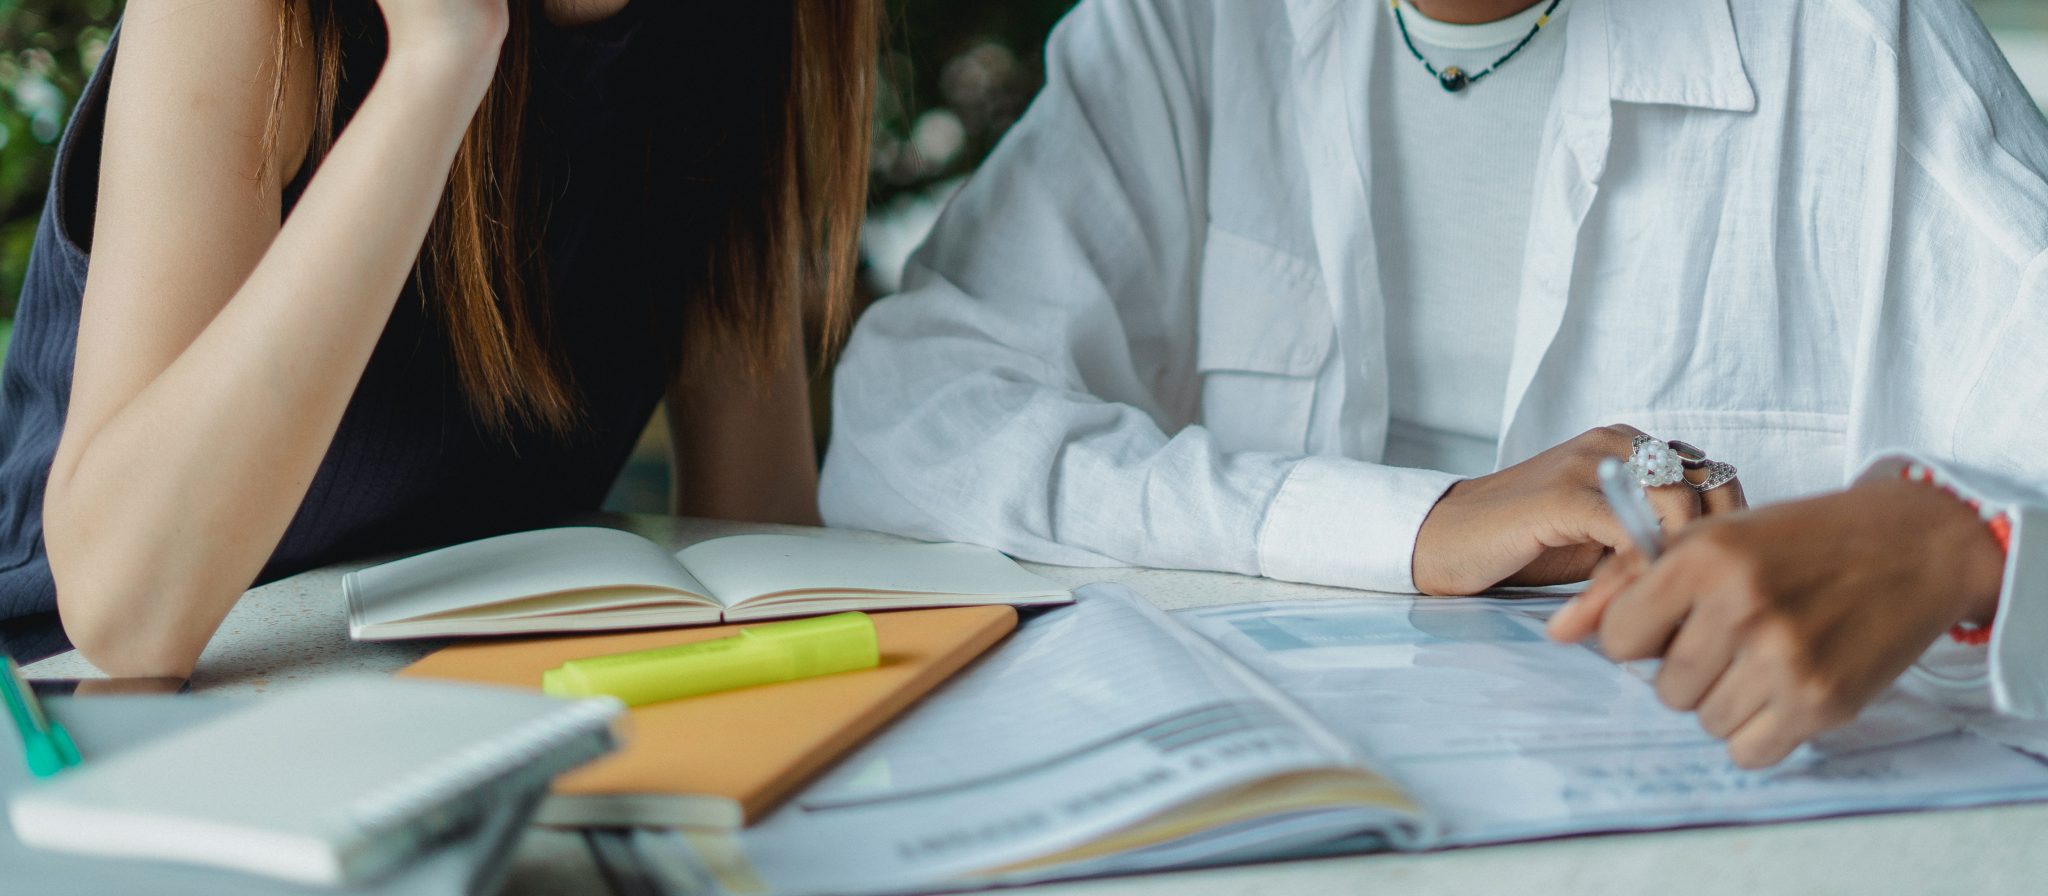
[{"left": 400, "top": 604, "right": 1017, "bottom": 829}]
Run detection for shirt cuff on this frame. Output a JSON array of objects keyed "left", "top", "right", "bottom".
[
  {"left": 1254, "top": 456, "right": 1462, "bottom": 593},
  {"left": 1858, "top": 452, "right": 2048, "bottom": 717}
]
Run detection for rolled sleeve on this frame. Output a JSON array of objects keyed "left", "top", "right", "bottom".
[
  {"left": 1257, "top": 456, "right": 1461, "bottom": 593},
  {"left": 1990, "top": 505, "right": 2048, "bottom": 717}
]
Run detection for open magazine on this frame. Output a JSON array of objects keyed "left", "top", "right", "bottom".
[{"left": 603, "top": 585, "right": 2048, "bottom": 896}]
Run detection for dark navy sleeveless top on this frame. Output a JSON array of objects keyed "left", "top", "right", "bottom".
[{"left": 0, "top": 7, "right": 691, "bottom": 660}]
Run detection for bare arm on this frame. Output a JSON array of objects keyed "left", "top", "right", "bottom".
[
  {"left": 43, "top": 0, "right": 508, "bottom": 676},
  {"left": 666, "top": 317, "right": 823, "bottom": 526}
]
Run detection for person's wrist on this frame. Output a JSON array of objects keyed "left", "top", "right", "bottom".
[
  {"left": 1411, "top": 484, "right": 1458, "bottom": 596},
  {"left": 384, "top": 22, "right": 507, "bottom": 95},
  {"left": 1412, "top": 478, "right": 1487, "bottom": 596},
  {"left": 1868, "top": 476, "right": 2006, "bottom": 624},
  {"left": 373, "top": 44, "right": 503, "bottom": 125}
]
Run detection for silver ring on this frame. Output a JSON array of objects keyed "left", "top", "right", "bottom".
[
  {"left": 1666, "top": 439, "right": 1710, "bottom": 470},
  {"left": 1625, "top": 434, "right": 1687, "bottom": 488},
  {"left": 1692, "top": 460, "right": 1739, "bottom": 493}
]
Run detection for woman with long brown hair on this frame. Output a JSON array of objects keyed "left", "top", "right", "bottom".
[{"left": 0, "top": 0, "right": 877, "bottom": 673}]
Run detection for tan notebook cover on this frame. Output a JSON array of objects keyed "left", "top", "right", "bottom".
[{"left": 399, "top": 604, "right": 1017, "bottom": 828}]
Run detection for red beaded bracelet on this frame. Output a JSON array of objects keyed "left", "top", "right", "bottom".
[{"left": 1901, "top": 464, "right": 2010, "bottom": 646}]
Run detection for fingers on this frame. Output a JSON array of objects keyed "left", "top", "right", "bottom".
[
  {"left": 1590, "top": 424, "right": 1705, "bottom": 535},
  {"left": 1595, "top": 550, "right": 1696, "bottom": 660},
  {"left": 1694, "top": 645, "right": 1832, "bottom": 769},
  {"left": 1694, "top": 653, "right": 1771, "bottom": 740},
  {"left": 1690, "top": 467, "right": 1748, "bottom": 515},
  {"left": 1564, "top": 488, "right": 1638, "bottom": 556},
  {"left": 1645, "top": 481, "right": 1704, "bottom": 537},
  {"left": 1726, "top": 701, "right": 1811, "bottom": 769},
  {"left": 1546, "top": 550, "right": 1644, "bottom": 642},
  {"left": 1651, "top": 598, "right": 1739, "bottom": 711},
  {"left": 1600, "top": 423, "right": 1746, "bottom": 520},
  {"left": 1645, "top": 551, "right": 1760, "bottom": 709}
]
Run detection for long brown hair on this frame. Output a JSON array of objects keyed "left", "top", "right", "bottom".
[{"left": 271, "top": 0, "right": 876, "bottom": 433}]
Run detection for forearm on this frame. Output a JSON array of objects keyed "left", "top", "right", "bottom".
[
  {"left": 670, "top": 325, "right": 822, "bottom": 526},
  {"left": 44, "top": 49, "right": 499, "bottom": 675}
]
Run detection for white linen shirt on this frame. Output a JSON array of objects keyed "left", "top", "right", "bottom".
[{"left": 820, "top": 0, "right": 2048, "bottom": 715}]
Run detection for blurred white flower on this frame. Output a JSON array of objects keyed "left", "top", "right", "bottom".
[
  {"left": 940, "top": 42, "right": 1020, "bottom": 115},
  {"left": 910, "top": 109, "right": 966, "bottom": 171}
]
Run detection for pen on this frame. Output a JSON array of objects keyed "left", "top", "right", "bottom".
[
  {"left": 1597, "top": 456, "right": 1665, "bottom": 561},
  {"left": 3, "top": 657, "right": 81, "bottom": 778},
  {"left": 542, "top": 612, "right": 881, "bottom": 707}
]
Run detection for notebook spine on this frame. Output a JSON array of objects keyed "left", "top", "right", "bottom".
[{"left": 344, "top": 697, "right": 622, "bottom": 841}]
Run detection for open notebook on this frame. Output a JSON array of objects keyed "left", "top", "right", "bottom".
[
  {"left": 346, "top": 527, "right": 1068, "bottom": 640},
  {"left": 619, "top": 586, "right": 2048, "bottom": 896}
]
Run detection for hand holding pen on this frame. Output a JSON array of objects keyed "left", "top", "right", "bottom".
[{"left": 1547, "top": 455, "right": 2004, "bottom": 769}]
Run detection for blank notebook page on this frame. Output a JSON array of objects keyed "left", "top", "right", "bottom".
[
  {"left": 352, "top": 527, "right": 713, "bottom": 625},
  {"left": 674, "top": 535, "right": 1066, "bottom": 603}
]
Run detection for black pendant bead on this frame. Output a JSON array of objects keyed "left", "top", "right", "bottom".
[{"left": 1438, "top": 66, "right": 1470, "bottom": 93}]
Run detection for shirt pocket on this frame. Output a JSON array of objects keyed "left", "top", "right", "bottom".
[
  {"left": 1195, "top": 226, "right": 1333, "bottom": 454},
  {"left": 1618, "top": 409, "right": 1849, "bottom": 505}
]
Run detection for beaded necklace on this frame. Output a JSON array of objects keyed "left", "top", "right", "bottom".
[{"left": 1390, "top": 0, "right": 1566, "bottom": 93}]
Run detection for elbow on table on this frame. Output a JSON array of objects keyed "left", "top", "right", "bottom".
[
  {"left": 53, "top": 585, "right": 207, "bottom": 679},
  {"left": 44, "top": 515, "right": 208, "bottom": 679}
]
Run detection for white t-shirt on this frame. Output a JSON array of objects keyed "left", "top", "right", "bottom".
[{"left": 1372, "top": 0, "right": 1568, "bottom": 477}]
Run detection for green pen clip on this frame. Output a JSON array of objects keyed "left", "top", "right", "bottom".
[{"left": 4, "top": 657, "right": 82, "bottom": 777}]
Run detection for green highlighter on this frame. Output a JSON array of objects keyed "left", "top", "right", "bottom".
[
  {"left": 541, "top": 612, "right": 880, "bottom": 707},
  {"left": 3, "top": 657, "right": 81, "bottom": 778}
]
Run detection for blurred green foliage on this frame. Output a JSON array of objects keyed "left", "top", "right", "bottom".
[{"left": 1, "top": 0, "right": 116, "bottom": 321}]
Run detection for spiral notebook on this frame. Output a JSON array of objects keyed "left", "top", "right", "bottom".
[
  {"left": 6, "top": 678, "right": 623, "bottom": 887},
  {"left": 4, "top": 694, "right": 547, "bottom": 896}
]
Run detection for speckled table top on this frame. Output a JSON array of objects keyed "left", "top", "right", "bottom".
[
  {"left": 20, "top": 514, "right": 1374, "bottom": 690},
  {"left": 23, "top": 515, "right": 2048, "bottom": 895}
]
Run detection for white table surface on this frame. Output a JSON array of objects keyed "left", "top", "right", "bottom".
[{"left": 26, "top": 514, "right": 2048, "bottom": 895}]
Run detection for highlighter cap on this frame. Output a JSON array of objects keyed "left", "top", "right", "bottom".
[
  {"left": 746, "top": 612, "right": 880, "bottom": 677},
  {"left": 541, "top": 668, "right": 572, "bottom": 698}
]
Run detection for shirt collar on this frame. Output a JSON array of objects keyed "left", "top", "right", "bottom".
[{"left": 1603, "top": 0, "right": 1756, "bottom": 112}]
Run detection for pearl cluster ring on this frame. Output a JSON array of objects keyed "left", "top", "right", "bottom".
[{"left": 1625, "top": 435, "right": 1687, "bottom": 488}]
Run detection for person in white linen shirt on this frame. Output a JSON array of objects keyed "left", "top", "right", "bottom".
[{"left": 820, "top": 0, "right": 2048, "bottom": 768}]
